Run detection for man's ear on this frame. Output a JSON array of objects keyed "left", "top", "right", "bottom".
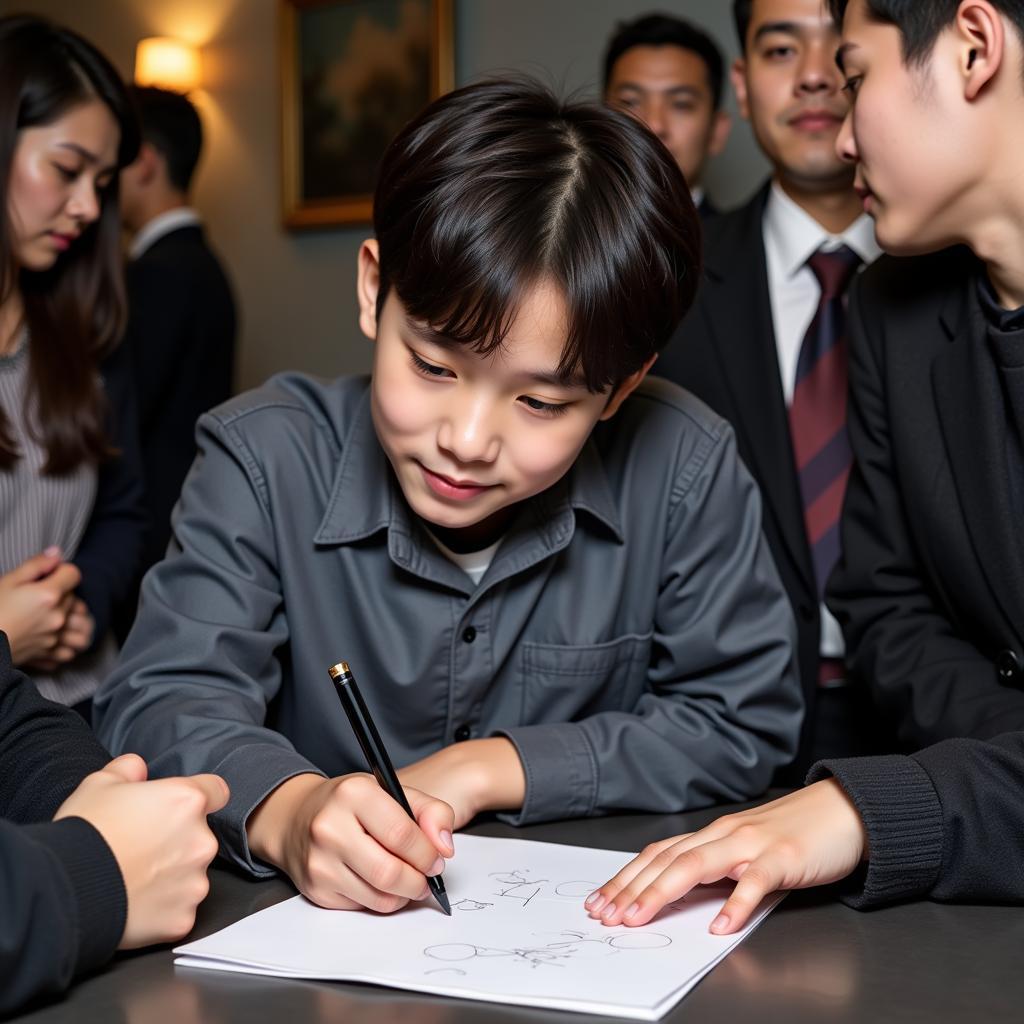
[
  {"left": 958, "top": 0, "right": 1005, "bottom": 101},
  {"left": 708, "top": 109, "right": 733, "bottom": 158},
  {"left": 127, "top": 142, "right": 160, "bottom": 186},
  {"left": 357, "top": 238, "right": 381, "bottom": 341},
  {"left": 599, "top": 354, "right": 659, "bottom": 422},
  {"left": 730, "top": 58, "right": 751, "bottom": 121}
]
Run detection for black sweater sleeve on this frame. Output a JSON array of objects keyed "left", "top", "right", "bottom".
[
  {"left": 808, "top": 731, "right": 1024, "bottom": 909},
  {"left": 0, "top": 817, "right": 126, "bottom": 1015},
  {"left": 0, "top": 635, "right": 126, "bottom": 1013},
  {"left": 0, "top": 634, "right": 111, "bottom": 821}
]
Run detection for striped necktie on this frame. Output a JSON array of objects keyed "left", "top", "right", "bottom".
[{"left": 789, "top": 244, "right": 862, "bottom": 598}]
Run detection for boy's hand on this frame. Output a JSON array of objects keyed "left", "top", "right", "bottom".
[
  {"left": 54, "top": 753, "right": 229, "bottom": 949},
  {"left": 585, "top": 780, "right": 867, "bottom": 934},
  {"left": 397, "top": 737, "right": 526, "bottom": 830},
  {"left": 247, "top": 772, "right": 455, "bottom": 913},
  {"left": 0, "top": 550, "right": 81, "bottom": 666}
]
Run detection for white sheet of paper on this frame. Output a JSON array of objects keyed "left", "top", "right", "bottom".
[{"left": 175, "top": 835, "right": 784, "bottom": 1020}]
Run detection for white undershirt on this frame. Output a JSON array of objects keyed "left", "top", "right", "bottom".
[
  {"left": 428, "top": 532, "right": 502, "bottom": 586},
  {"left": 762, "top": 181, "right": 882, "bottom": 658}
]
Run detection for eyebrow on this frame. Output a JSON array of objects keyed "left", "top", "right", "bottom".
[
  {"left": 752, "top": 20, "right": 801, "bottom": 43},
  {"left": 613, "top": 83, "right": 703, "bottom": 98},
  {"left": 406, "top": 320, "right": 588, "bottom": 390}
]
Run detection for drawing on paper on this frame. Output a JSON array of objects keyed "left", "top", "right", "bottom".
[{"left": 423, "top": 929, "right": 672, "bottom": 973}]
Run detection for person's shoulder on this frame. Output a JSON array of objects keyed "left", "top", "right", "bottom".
[
  {"left": 203, "top": 373, "right": 368, "bottom": 453},
  {"left": 856, "top": 245, "right": 977, "bottom": 310},
  {"left": 596, "top": 376, "right": 734, "bottom": 490}
]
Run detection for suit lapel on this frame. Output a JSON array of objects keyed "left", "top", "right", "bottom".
[
  {"left": 933, "top": 279, "right": 1024, "bottom": 636},
  {"left": 700, "top": 186, "right": 814, "bottom": 588}
]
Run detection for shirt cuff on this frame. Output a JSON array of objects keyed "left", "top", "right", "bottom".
[
  {"left": 25, "top": 818, "right": 127, "bottom": 978},
  {"left": 210, "top": 742, "right": 326, "bottom": 877},
  {"left": 807, "top": 754, "right": 943, "bottom": 909},
  {"left": 493, "top": 723, "right": 598, "bottom": 825}
]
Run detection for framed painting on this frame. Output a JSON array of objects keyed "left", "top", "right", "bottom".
[{"left": 280, "top": 0, "right": 454, "bottom": 228}]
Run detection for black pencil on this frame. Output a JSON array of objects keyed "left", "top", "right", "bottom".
[{"left": 328, "top": 661, "right": 451, "bottom": 915}]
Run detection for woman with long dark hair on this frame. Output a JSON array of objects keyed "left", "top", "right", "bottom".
[{"left": 0, "top": 14, "right": 145, "bottom": 709}]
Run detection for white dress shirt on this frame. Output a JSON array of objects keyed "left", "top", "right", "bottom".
[
  {"left": 129, "top": 206, "right": 202, "bottom": 260},
  {"left": 762, "top": 181, "right": 882, "bottom": 659}
]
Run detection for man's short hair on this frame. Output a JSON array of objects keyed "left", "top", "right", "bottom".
[
  {"left": 603, "top": 13, "right": 726, "bottom": 109},
  {"left": 828, "top": 1, "right": 1024, "bottom": 64},
  {"left": 373, "top": 77, "right": 701, "bottom": 393},
  {"left": 129, "top": 85, "right": 202, "bottom": 192}
]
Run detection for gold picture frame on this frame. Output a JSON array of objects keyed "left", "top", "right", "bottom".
[{"left": 280, "top": 0, "right": 454, "bottom": 228}]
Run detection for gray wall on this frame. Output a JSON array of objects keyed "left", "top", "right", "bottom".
[{"left": 3, "top": 0, "right": 768, "bottom": 389}]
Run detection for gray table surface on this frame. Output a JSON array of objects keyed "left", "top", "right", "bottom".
[{"left": 11, "top": 797, "right": 1023, "bottom": 1023}]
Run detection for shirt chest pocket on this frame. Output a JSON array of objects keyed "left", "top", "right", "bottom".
[{"left": 519, "top": 632, "right": 653, "bottom": 725}]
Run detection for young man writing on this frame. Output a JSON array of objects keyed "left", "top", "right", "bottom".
[
  {"left": 95, "top": 78, "right": 801, "bottom": 916},
  {"left": 589, "top": 0, "right": 1024, "bottom": 933}
]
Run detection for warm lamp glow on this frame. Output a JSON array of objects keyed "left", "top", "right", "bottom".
[{"left": 134, "top": 37, "right": 201, "bottom": 92}]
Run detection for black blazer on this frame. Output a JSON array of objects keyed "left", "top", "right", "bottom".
[
  {"left": 656, "top": 183, "right": 875, "bottom": 775},
  {"left": 828, "top": 247, "right": 1024, "bottom": 747},
  {"left": 124, "top": 223, "right": 236, "bottom": 575}
]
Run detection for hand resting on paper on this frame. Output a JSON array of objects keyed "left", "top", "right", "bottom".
[
  {"left": 585, "top": 780, "right": 868, "bottom": 934},
  {"left": 247, "top": 772, "right": 455, "bottom": 913}
]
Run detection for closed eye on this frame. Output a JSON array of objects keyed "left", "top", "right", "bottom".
[
  {"left": 518, "top": 395, "right": 569, "bottom": 417},
  {"left": 410, "top": 350, "right": 455, "bottom": 379}
]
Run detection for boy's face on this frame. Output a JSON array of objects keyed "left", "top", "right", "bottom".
[
  {"left": 732, "top": 0, "right": 852, "bottom": 192},
  {"left": 358, "top": 243, "right": 650, "bottom": 545},
  {"left": 606, "top": 45, "right": 731, "bottom": 188},
  {"left": 835, "top": 0, "right": 996, "bottom": 255}
]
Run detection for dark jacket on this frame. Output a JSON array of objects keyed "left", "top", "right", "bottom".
[
  {"left": 71, "top": 341, "right": 147, "bottom": 649},
  {"left": 655, "top": 184, "right": 876, "bottom": 777},
  {"left": 124, "top": 223, "right": 236, "bottom": 577},
  {"left": 0, "top": 635, "right": 125, "bottom": 1015},
  {"left": 828, "top": 248, "right": 1024, "bottom": 745}
]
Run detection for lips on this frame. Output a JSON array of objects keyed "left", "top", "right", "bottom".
[
  {"left": 47, "top": 231, "right": 79, "bottom": 251},
  {"left": 418, "top": 462, "right": 495, "bottom": 502},
  {"left": 788, "top": 109, "right": 843, "bottom": 132}
]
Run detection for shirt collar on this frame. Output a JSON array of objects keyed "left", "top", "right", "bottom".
[
  {"left": 130, "top": 206, "right": 202, "bottom": 259},
  {"left": 764, "top": 180, "right": 881, "bottom": 279},
  {"left": 314, "top": 387, "right": 624, "bottom": 547}
]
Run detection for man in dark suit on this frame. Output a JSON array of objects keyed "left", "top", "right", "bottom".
[
  {"left": 656, "top": 0, "right": 881, "bottom": 776},
  {"left": 603, "top": 13, "right": 732, "bottom": 218},
  {"left": 826, "top": 0, "right": 1024, "bottom": 747},
  {"left": 117, "top": 86, "right": 236, "bottom": 634}
]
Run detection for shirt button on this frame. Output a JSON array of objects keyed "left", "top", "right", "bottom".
[
  {"left": 462, "top": 626, "right": 477, "bottom": 644},
  {"left": 996, "top": 649, "right": 1022, "bottom": 684},
  {"left": 454, "top": 724, "right": 472, "bottom": 741}
]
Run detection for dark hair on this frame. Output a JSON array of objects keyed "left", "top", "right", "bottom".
[
  {"left": 130, "top": 85, "right": 202, "bottom": 192},
  {"left": 373, "top": 77, "right": 701, "bottom": 394},
  {"left": 603, "top": 13, "right": 726, "bottom": 110},
  {"left": 733, "top": 0, "right": 755, "bottom": 50},
  {"left": 828, "top": 0, "right": 1024, "bottom": 63},
  {"left": 0, "top": 15, "right": 139, "bottom": 474}
]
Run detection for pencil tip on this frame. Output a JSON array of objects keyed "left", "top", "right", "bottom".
[{"left": 438, "top": 893, "right": 452, "bottom": 916}]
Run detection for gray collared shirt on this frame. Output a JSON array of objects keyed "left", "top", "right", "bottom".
[{"left": 94, "top": 373, "right": 801, "bottom": 876}]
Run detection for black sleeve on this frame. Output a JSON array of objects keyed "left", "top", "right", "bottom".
[
  {"left": 71, "top": 343, "right": 148, "bottom": 647},
  {"left": 0, "top": 817, "right": 126, "bottom": 1016},
  {"left": 808, "top": 731, "right": 1024, "bottom": 909},
  {"left": 827, "top": 274, "right": 1024, "bottom": 745},
  {"left": 0, "top": 634, "right": 111, "bottom": 822}
]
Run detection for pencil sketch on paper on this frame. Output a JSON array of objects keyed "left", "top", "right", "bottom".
[
  {"left": 484, "top": 869, "right": 601, "bottom": 907},
  {"left": 422, "top": 929, "right": 672, "bottom": 974}
]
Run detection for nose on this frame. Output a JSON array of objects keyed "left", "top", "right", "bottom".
[
  {"left": 641, "top": 98, "right": 669, "bottom": 141},
  {"left": 796, "top": 39, "right": 841, "bottom": 97},
  {"left": 437, "top": 393, "right": 500, "bottom": 465},
  {"left": 836, "top": 111, "right": 858, "bottom": 163},
  {"left": 67, "top": 177, "right": 102, "bottom": 225}
]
